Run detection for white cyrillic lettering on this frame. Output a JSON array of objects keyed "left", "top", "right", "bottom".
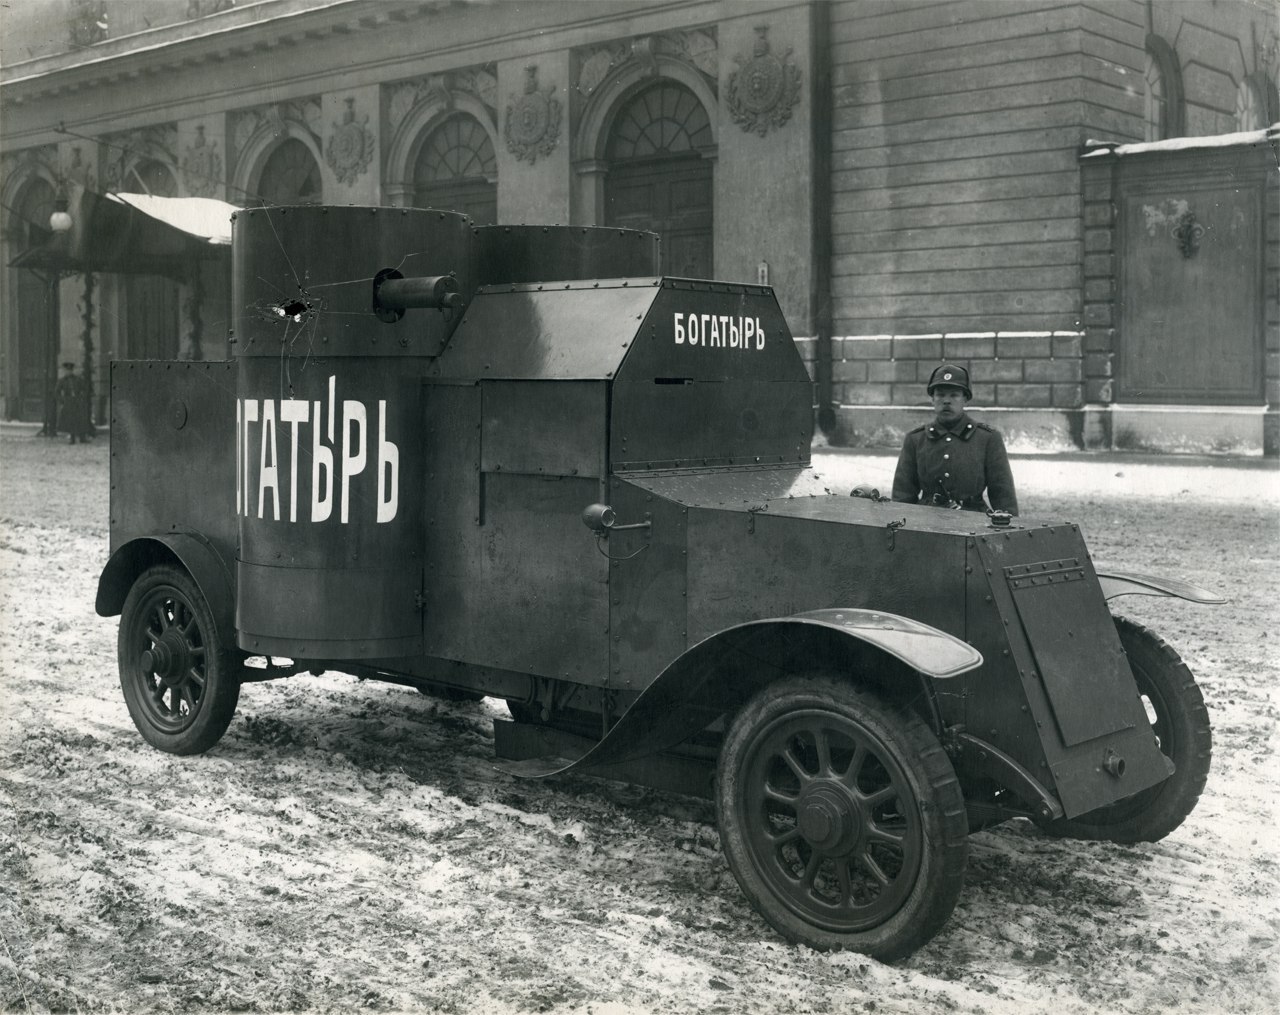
[
  {"left": 376, "top": 401, "right": 399, "bottom": 523},
  {"left": 700, "top": 314, "right": 710, "bottom": 346},
  {"left": 688, "top": 314, "right": 699, "bottom": 346},
  {"left": 257, "top": 401, "right": 280, "bottom": 521},
  {"left": 719, "top": 316, "right": 730, "bottom": 348},
  {"left": 744, "top": 318, "right": 755, "bottom": 350},
  {"left": 674, "top": 314, "right": 685, "bottom": 344},
  {"left": 235, "top": 399, "right": 241, "bottom": 515},
  {"left": 710, "top": 315, "right": 720, "bottom": 347},
  {"left": 340, "top": 400, "right": 367, "bottom": 524},
  {"left": 729, "top": 318, "right": 740, "bottom": 348},
  {"left": 242, "top": 400, "right": 259, "bottom": 518},
  {"left": 311, "top": 399, "right": 333, "bottom": 522},
  {"left": 327, "top": 374, "right": 336, "bottom": 444},
  {"left": 756, "top": 317, "right": 765, "bottom": 350},
  {"left": 280, "top": 399, "right": 309, "bottom": 523}
]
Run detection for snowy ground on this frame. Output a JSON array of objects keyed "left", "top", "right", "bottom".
[{"left": 1, "top": 433, "right": 1277, "bottom": 1014}]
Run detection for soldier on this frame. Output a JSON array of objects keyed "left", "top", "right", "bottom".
[
  {"left": 891, "top": 363, "right": 1018, "bottom": 515},
  {"left": 55, "top": 361, "right": 92, "bottom": 444}
]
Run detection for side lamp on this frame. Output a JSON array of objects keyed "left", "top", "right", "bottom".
[{"left": 49, "top": 192, "right": 73, "bottom": 234}]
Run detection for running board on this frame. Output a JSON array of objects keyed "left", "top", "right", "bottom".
[{"left": 492, "top": 719, "right": 714, "bottom": 799}]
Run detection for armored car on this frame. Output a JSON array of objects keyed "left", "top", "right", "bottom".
[{"left": 97, "top": 206, "right": 1220, "bottom": 960}]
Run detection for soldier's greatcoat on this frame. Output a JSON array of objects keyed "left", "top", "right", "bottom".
[{"left": 891, "top": 412, "right": 1018, "bottom": 514}]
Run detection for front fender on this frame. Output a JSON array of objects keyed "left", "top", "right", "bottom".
[
  {"left": 96, "top": 533, "right": 235, "bottom": 647},
  {"left": 1095, "top": 568, "right": 1225, "bottom": 604},
  {"left": 496, "top": 609, "right": 982, "bottom": 779}
]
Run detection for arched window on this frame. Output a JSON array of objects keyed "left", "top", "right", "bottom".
[
  {"left": 1235, "top": 73, "right": 1278, "bottom": 131},
  {"left": 604, "top": 81, "right": 714, "bottom": 278},
  {"left": 258, "top": 138, "right": 322, "bottom": 205},
  {"left": 123, "top": 158, "right": 178, "bottom": 197},
  {"left": 1143, "top": 36, "right": 1183, "bottom": 140},
  {"left": 606, "top": 81, "right": 714, "bottom": 160},
  {"left": 14, "top": 177, "right": 55, "bottom": 251},
  {"left": 412, "top": 113, "right": 497, "bottom": 224}
]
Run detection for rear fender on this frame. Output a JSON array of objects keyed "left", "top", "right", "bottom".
[
  {"left": 1095, "top": 569, "right": 1225, "bottom": 604},
  {"left": 96, "top": 534, "right": 235, "bottom": 648},
  {"left": 496, "top": 608, "right": 982, "bottom": 778}
]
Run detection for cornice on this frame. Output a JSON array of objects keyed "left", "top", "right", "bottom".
[{"left": 0, "top": 0, "right": 441, "bottom": 104}]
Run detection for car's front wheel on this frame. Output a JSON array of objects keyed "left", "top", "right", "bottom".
[
  {"left": 118, "top": 564, "right": 240, "bottom": 755},
  {"left": 716, "top": 675, "right": 968, "bottom": 961}
]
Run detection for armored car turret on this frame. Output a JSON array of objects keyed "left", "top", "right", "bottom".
[{"left": 97, "top": 205, "right": 1221, "bottom": 960}]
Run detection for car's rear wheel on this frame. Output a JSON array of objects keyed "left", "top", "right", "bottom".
[
  {"left": 118, "top": 565, "right": 240, "bottom": 755},
  {"left": 1036, "top": 617, "right": 1211, "bottom": 843},
  {"left": 716, "top": 675, "right": 968, "bottom": 961}
]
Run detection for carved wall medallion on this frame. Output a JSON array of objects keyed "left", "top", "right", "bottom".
[
  {"left": 728, "top": 25, "right": 802, "bottom": 137},
  {"left": 1172, "top": 210, "right": 1205, "bottom": 258},
  {"left": 505, "top": 66, "right": 562, "bottom": 164},
  {"left": 326, "top": 98, "right": 376, "bottom": 186},
  {"left": 181, "top": 126, "right": 223, "bottom": 197}
]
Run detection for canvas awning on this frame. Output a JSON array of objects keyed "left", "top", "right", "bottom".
[{"left": 9, "top": 183, "right": 237, "bottom": 279}]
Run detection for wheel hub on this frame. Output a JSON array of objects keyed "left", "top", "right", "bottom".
[
  {"left": 141, "top": 630, "right": 188, "bottom": 687},
  {"left": 796, "top": 781, "right": 864, "bottom": 856}
]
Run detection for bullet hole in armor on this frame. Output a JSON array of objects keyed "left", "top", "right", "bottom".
[{"left": 274, "top": 299, "right": 310, "bottom": 323}]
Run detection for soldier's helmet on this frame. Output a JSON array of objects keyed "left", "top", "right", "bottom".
[{"left": 926, "top": 363, "right": 971, "bottom": 398}]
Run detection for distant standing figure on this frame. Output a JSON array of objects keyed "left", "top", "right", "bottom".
[
  {"left": 55, "top": 361, "right": 92, "bottom": 444},
  {"left": 892, "top": 363, "right": 1018, "bottom": 515}
]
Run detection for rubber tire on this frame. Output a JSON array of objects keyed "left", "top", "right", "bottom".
[
  {"left": 1037, "top": 617, "right": 1211, "bottom": 843},
  {"left": 716, "top": 676, "right": 968, "bottom": 962},
  {"left": 118, "top": 564, "right": 241, "bottom": 755}
]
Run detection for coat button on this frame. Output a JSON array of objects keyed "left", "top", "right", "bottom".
[
  {"left": 944, "top": 454, "right": 950, "bottom": 460},
  {"left": 946, "top": 436, "right": 952, "bottom": 442}
]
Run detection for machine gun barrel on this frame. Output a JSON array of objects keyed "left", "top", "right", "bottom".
[{"left": 372, "top": 269, "right": 461, "bottom": 321}]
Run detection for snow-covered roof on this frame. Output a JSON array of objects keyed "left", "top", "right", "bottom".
[
  {"left": 106, "top": 192, "right": 237, "bottom": 244},
  {"left": 1081, "top": 127, "right": 1277, "bottom": 158}
]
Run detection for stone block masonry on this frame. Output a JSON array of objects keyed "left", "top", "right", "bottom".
[{"left": 830, "top": 331, "right": 1086, "bottom": 412}]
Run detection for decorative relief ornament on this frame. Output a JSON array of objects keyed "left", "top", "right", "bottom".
[
  {"left": 325, "top": 98, "right": 376, "bottom": 186},
  {"left": 68, "top": 0, "right": 108, "bottom": 47},
  {"left": 102, "top": 125, "right": 178, "bottom": 191},
  {"left": 181, "top": 126, "right": 223, "bottom": 197},
  {"left": 576, "top": 45, "right": 625, "bottom": 97},
  {"left": 187, "top": 0, "right": 235, "bottom": 16},
  {"left": 505, "top": 66, "right": 562, "bottom": 164},
  {"left": 728, "top": 25, "right": 802, "bottom": 137},
  {"left": 575, "top": 30, "right": 717, "bottom": 98},
  {"left": 388, "top": 67, "right": 498, "bottom": 133}
]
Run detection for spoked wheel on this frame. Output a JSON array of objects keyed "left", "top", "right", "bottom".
[
  {"left": 118, "top": 565, "right": 240, "bottom": 755},
  {"left": 1036, "top": 617, "right": 1211, "bottom": 843},
  {"left": 716, "top": 676, "right": 968, "bottom": 961}
]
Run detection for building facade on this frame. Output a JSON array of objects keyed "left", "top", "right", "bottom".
[{"left": 1, "top": 0, "right": 1276, "bottom": 451}]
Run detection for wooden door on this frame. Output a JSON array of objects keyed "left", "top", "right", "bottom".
[
  {"left": 606, "top": 156, "right": 713, "bottom": 279},
  {"left": 1117, "top": 179, "right": 1264, "bottom": 403}
]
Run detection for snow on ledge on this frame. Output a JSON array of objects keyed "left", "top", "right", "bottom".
[
  {"left": 106, "top": 192, "right": 238, "bottom": 245},
  {"left": 1081, "top": 127, "right": 1276, "bottom": 157}
]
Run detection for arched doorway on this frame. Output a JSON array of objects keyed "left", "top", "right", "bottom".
[
  {"left": 412, "top": 113, "right": 497, "bottom": 224},
  {"left": 257, "top": 138, "right": 322, "bottom": 206},
  {"left": 604, "top": 81, "right": 713, "bottom": 278},
  {"left": 12, "top": 178, "right": 57, "bottom": 419},
  {"left": 119, "top": 159, "right": 182, "bottom": 361}
]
